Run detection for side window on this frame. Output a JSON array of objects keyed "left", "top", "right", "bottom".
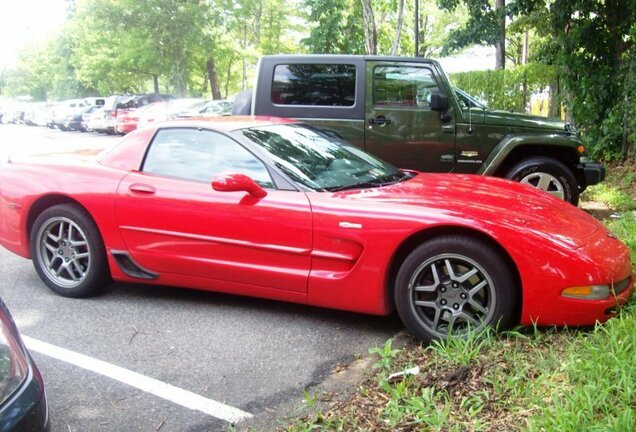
[
  {"left": 143, "top": 128, "right": 274, "bottom": 187},
  {"left": 272, "top": 64, "right": 356, "bottom": 106},
  {"left": 373, "top": 66, "right": 439, "bottom": 109}
]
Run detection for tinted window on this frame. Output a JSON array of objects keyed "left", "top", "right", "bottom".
[
  {"left": 373, "top": 66, "right": 439, "bottom": 109},
  {"left": 272, "top": 64, "right": 356, "bottom": 106},
  {"left": 240, "top": 124, "right": 405, "bottom": 191},
  {"left": 143, "top": 128, "right": 273, "bottom": 187}
]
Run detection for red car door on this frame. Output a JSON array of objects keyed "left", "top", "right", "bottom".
[{"left": 114, "top": 127, "right": 312, "bottom": 293}]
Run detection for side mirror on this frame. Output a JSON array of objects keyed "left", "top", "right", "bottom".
[
  {"left": 212, "top": 173, "right": 267, "bottom": 199},
  {"left": 430, "top": 91, "right": 449, "bottom": 112}
]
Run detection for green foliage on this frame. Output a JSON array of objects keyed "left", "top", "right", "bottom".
[
  {"left": 533, "top": 0, "right": 636, "bottom": 160},
  {"left": 439, "top": 0, "right": 503, "bottom": 55},
  {"left": 369, "top": 339, "right": 401, "bottom": 372},
  {"left": 527, "top": 303, "right": 636, "bottom": 431},
  {"left": 450, "top": 63, "right": 557, "bottom": 112},
  {"left": 301, "top": 0, "right": 365, "bottom": 54},
  {"left": 427, "top": 326, "right": 494, "bottom": 366}
]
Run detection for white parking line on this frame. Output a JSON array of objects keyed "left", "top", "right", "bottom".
[{"left": 22, "top": 336, "right": 253, "bottom": 424}]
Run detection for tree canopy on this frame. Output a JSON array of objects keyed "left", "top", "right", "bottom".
[{"left": 2, "top": 0, "right": 634, "bottom": 159}]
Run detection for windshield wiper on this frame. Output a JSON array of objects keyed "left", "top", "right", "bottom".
[{"left": 326, "top": 173, "right": 408, "bottom": 192}]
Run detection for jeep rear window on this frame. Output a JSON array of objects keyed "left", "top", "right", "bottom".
[{"left": 272, "top": 64, "right": 356, "bottom": 107}]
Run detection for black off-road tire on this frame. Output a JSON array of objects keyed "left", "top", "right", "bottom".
[{"left": 504, "top": 156, "right": 579, "bottom": 205}]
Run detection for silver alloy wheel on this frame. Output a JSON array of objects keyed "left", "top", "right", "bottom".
[
  {"left": 35, "top": 216, "right": 91, "bottom": 289},
  {"left": 408, "top": 253, "right": 496, "bottom": 338},
  {"left": 520, "top": 172, "right": 565, "bottom": 200}
]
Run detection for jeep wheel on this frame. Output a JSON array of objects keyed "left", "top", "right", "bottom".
[{"left": 504, "top": 156, "right": 579, "bottom": 205}]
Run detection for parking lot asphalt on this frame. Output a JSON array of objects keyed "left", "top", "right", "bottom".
[{"left": 0, "top": 124, "right": 402, "bottom": 431}]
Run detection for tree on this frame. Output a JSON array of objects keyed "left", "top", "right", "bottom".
[
  {"left": 361, "top": 0, "right": 378, "bottom": 54},
  {"left": 439, "top": 0, "right": 508, "bottom": 69},
  {"left": 390, "top": 0, "right": 405, "bottom": 55},
  {"left": 519, "top": 0, "right": 636, "bottom": 159},
  {"left": 302, "top": 0, "right": 365, "bottom": 54}
]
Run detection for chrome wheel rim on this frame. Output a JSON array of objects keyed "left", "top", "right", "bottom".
[
  {"left": 520, "top": 172, "right": 564, "bottom": 200},
  {"left": 36, "top": 217, "right": 91, "bottom": 289},
  {"left": 408, "top": 254, "right": 496, "bottom": 338}
]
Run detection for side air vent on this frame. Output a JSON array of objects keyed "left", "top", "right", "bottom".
[{"left": 111, "top": 251, "right": 158, "bottom": 280}]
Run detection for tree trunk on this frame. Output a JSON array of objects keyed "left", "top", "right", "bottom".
[
  {"left": 206, "top": 57, "right": 222, "bottom": 100},
  {"left": 522, "top": 31, "right": 529, "bottom": 65},
  {"left": 420, "top": 15, "right": 430, "bottom": 57},
  {"left": 225, "top": 57, "right": 234, "bottom": 99},
  {"left": 549, "top": 76, "right": 561, "bottom": 119},
  {"left": 242, "top": 28, "right": 248, "bottom": 90},
  {"left": 495, "top": 0, "right": 506, "bottom": 70},
  {"left": 360, "top": 0, "right": 377, "bottom": 55},
  {"left": 621, "top": 108, "right": 630, "bottom": 159},
  {"left": 390, "top": 0, "right": 405, "bottom": 56},
  {"left": 254, "top": 1, "right": 264, "bottom": 45},
  {"left": 152, "top": 74, "right": 159, "bottom": 95}
]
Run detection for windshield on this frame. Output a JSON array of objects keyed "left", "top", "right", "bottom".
[
  {"left": 454, "top": 87, "right": 488, "bottom": 109},
  {"left": 238, "top": 124, "right": 409, "bottom": 191}
]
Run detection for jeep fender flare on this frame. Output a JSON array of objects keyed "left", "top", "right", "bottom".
[{"left": 477, "top": 134, "right": 582, "bottom": 176}]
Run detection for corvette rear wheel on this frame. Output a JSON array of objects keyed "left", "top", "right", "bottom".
[
  {"left": 395, "top": 236, "right": 517, "bottom": 342},
  {"left": 30, "top": 204, "right": 111, "bottom": 297}
]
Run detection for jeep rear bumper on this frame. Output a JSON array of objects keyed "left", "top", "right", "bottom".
[{"left": 579, "top": 157, "right": 605, "bottom": 187}]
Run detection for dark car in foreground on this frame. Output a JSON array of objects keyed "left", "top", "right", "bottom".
[
  {"left": 0, "top": 299, "right": 49, "bottom": 431},
  {"left": 0, "top": 117, "right": 632, "bottom": 342}
]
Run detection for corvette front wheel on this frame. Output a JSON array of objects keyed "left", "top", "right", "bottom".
[
  {"left": 395, "top": 236, "right": 517, "bottom": 342},
  {"left": 30, "top": 204, "right": 111, "bottom": 297}
]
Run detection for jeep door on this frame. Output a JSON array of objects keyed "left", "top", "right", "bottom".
[{"left": 364, "top": 62, "right": 456, "bottom": 172}]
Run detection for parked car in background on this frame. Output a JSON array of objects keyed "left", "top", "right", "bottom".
[
  {"left": 135, "top": 98, "right": 204, "bottom": 130},
  {"left": 103, "top": 94, "right": 174, "bottom": 135},
  {"left": 33, "top": 103, "right": 56, "bottom": 127},
  {"left": 0, "top": 298, "right": 49, "bottom": 431},
  {"left": 81, "top": 106, "right": 102, "bottom": 132},
  {"left": 1, "top": 103, "right": 24, "bottom": 124},
  {"left": 83, "top": 97, "right": 105, "bottom": 108},
  {"left": 22, "top": 103, "right": 44, "bottom": 126},
  {"left": 87, "top": 107, "right": 108, "bottom": 133},
  {"left": 174, "top": 99, "right": 232, "bottom": 119},
  {"left": 52, "top": 99, "right": 89, "bottom": 131}
]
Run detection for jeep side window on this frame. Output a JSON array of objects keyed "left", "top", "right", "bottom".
[
  {"left": 373, "top": 66, "right": 439, "bottom": 109},
  {"left": 271, "top": 64, "right": 356, "bottom": 106}
]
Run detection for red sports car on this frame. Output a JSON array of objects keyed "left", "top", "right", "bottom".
[{"left": 0, "top": 117, "right": 632, "bottom": 341}]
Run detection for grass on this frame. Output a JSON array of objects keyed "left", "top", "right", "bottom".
[{"left": 281, "top": 162, "right": 636, "bottom": 432}]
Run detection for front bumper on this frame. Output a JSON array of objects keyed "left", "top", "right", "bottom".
[{"left": 579, "top": 157, "right": 606, "bottom": 187}]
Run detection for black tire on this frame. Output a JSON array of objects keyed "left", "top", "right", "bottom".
[
  {"left": 395, "top": 235, "right": 517, "bottom": 342},
  {"left": 504, "top": 156, "right": 579, "bottom": 205},
  {"left": 30, "top": 204, "right": 111, "bottom": 297}
]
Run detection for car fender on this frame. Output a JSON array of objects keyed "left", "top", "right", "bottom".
[{"left": 477, "top": 133, "right": 581, "bottom": 176}]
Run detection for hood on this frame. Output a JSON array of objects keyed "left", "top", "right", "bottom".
[
  {"left": 483, "top": 109, "right": 569, "bottom": 132},
  {"left": 333, "top": 174, "right": 601, "bottom": 248}
]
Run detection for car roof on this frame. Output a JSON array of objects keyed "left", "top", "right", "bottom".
[
  {"left": 99, "top": 116, "right": 300, "bottom": 171},
  {"left": 151, "top": 115, "right": 298, "bottom": 132}
]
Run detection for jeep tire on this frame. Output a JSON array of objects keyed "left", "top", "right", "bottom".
[{"left": 504, "top": 156, "right": 579, "bottom": 205}]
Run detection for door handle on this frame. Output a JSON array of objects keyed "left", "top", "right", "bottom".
[
  {"left": 368, "top": 116, "right": 392, "bottom": 126},
  {"left": 129, "top": 184, "right": 156, "bottom": 194}
]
